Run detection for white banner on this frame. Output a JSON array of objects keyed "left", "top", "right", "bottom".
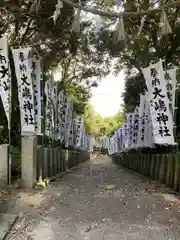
[
  {"left": 64, "top": 99, "right": 73, "bottom": 147},
  {"left": 12, "top": 48, "right": 35, "bottom": 135},
  {"left": 114, "top": 131, "right": 119, "bottom": 153},
  {"left": 29, "top": 57, "right": 42, "bottom": 135},
  {"left": 138, "top": 95, "right": 146, "bottom": 148},
  {"left": 0, "top": 36, "right": 11, "bottom": 127},
  {"left": 75, "top": 115, "right": 84, "bottom": 148},
  {"left": 131, "top": 107, "right": 139, "bottom": 149},
  {"left": 123, "top": 122, "right": 129, "bottom": 151},
  {"left": 116, "top": 128, "right": 122, "bottom": 153},
  {"left": 61, "top": 91, "right": 67, "bottom": 142},
  {"left": 56, "top": 90, "right": 64, "bottom": 141},
  {"left": 44, "top": 79, "right": 53, "bottom": 137},
  {"left": 145, "top": 98, "right": 155, "bottom": 148},
  {"left": 68, "top": 121, "right": 74, "bottom": 146},
  {"left": 127, "top": 113, "right": 134, "bottom": 149},
  {"left": 164, "top": 68, "right": 176, "bottom": 115},
  {"left": 142, "top": 60, "right": 175, "bottom": 145}
]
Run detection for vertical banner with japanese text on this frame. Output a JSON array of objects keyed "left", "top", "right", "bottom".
[
  {"left": 145, "top": 100, "right": 155, "bottom": 148},
  {"left": 142, "top": 60, "right": 175, "bottom": 145},
  {"left": 164, "top": 68, "right": 176, "bottom": 115},
  {"left": 59, "top": 91, "right": 67, "bottom": 142},
  {"left": 0, "top": 36, "right": 11, "bottom": 127},
  {"left": 56, "top": 90, "right": 64, "bottom": 141},
  {"left": 75, "top": 115, "right": 84, "bottom": 148},
  {"left": 114, "top": 131, "right": 119, "bottom": 153},
  {"left": 131, "top": 107, "right": 139, "bottom": 149},
  {"left": 138, "top": 94, "right": 146, "bottom": 148},
  {"left": 44, "top": 79, "right": 53, "bottom": 137},
  {"left": 64, "top": 99, "right": 73, "bottom": 147},
  {"left": 117, "top": 128, "right": 122, "bottom": 152},
  {"left": 12, "top": 48, "right": 35, "bottom": 135},
  {"left": 127, "top": 113, "right": 134, "bottom": 149},
  {"left": 123, "top": 122, "right": 129, "bottom": 151},
  {"left": 29, "top": 57, "right": 42, "bottom": 135}
]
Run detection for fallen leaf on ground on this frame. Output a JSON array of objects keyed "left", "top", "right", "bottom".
[{"left": 105, "top": 184, "right": 116, "bottom": 190}]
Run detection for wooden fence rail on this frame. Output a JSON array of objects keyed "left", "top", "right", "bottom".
[
  {"left": 37, "top": 147, "right": 90, "bottom": 181},
  {"left": 112, "top": 153, "right": 180, "bottom": 193}
]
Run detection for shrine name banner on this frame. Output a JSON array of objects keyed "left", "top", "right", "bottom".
[
  {"left": 0, "top": 36, "right": 11, "bottom": 127},
  {"left": 75, "top": 115, "right": 84, "bottom": 148},
  {"left": 164, "top": 68, "right": 176, "bottom": 115},
  {"left": 131, "top": 107, "right": 139, "bottom": 149},
  {"left": 64, "top": 99, "right": 73, "bottom": 147},
  {"left": 56, "top": 90, "right": 65, "bottom": 142},
  {"left": 44, "top": 79, "right": 53, "bottom": 137},
  {"left": 29, "top": 57, "right": 42, "bottom": 135},
  {"left": 141, "top": 60, "right": 175, "bottom": 145},
  {"left": 138, "top": 94, "right": 146, "bottom": 148},
  {"left": 12, "top": 48, "right": 35, "bottom": 135}
]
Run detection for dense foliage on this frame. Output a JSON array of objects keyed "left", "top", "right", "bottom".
[
  {"left": 0, "top": 0, "right": 180, "bottom": 142},
  {"left": 96, "top": 0, "right": 180, "bottom": 137},
  {"left": 0, "top": 0, "right": 113, "bottom": 145},
  {"left": 84, "top": 104, "right": 125, "bottom": 136}
]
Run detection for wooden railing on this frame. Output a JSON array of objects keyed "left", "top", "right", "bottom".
[
  {"left": 112, "top": 153, "right": 180, "bottom": 193},
  {"left": 37, "top": 147, "right": 90, "bottom": 181}
]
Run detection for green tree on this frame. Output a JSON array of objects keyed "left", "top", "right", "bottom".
[
  {"left": 84, "top": 103, "right": 125, "bottom": 136},
  {"left": 122, "top": 72, "right": 147, "bottom": 113},
  {"left": 0, "top": 0, "right": 114, "bottom": 145}
]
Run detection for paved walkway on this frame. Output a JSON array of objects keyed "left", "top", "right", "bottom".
[{"left": 3, "top": 155, "right": 180, "bottom": 239}]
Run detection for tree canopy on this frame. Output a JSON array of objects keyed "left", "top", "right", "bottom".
[
  {"left": 0, "top": 0, "right": 112, "bottom": 80},
  {"left": 1, "top": 0, "right": 180, "bottom": 139}
]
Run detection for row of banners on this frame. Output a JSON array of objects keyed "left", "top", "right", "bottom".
[
  {"left": 0, "top": 35, "right": 94, "bottom": 151},
  {"left": 105, "top": 59, "right": 177, "bottom": 155}
]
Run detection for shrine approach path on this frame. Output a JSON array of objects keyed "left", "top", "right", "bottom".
[{"left": 6, "top": 154, "right": 180, "bottom": 240}]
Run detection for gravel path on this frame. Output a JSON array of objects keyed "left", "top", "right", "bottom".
[{"left": 4, "top": 155, "right": 180, "bottom": 240}]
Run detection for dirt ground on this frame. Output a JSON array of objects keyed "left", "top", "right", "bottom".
[{"left": 1, "top": 155, "right": 180, "bottom": 240}]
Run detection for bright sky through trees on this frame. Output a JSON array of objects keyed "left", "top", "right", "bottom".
[{"left": 90, "top": 71, "right": 125, "bottom": 117}]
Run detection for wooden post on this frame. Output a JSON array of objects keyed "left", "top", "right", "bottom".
[
  {"left": 57, "top": 149, "right": 61, "bottom": 174},
  {"left": 139, "top": 155, "right": 144, "bottom": 173},
  {"left": 173, "top": 153, "right": 179, "bottom": 192},
  {"left": 143, "top": 155, "right": 146, "bottom": 175},
  {"left": 143, "top": 155, "right": 145, "bottom": 174},
  {"left": 166, "top": 154, "right": 172, "bottom": 186},
  {"left": 129, "top": 154, "right": 131, "bottom": 169},
  {"left": 170, "top": 154, "right": 175, "bottom": 188},
  {"left": 145, "top": 155, "right": 149, "bottom": 176},
  {"left": 135, "top": 154, "right": 138, "bottom": 172},
  {"left": 159, "top": 154, "right": 166, "bottom": 183},
  {"left": 145, "top": 155, "right": 148, "bottom": 176},
  {"left": 140, "top": 155, "right": 143, "bottom": 174},
  {"left": 138, "top": 154, "right": 141, "bottom": 173},
  {"left": 126, "top": 154, "right": 129, "bottom": 168},
  {"left": 154, "top": 154, "right": 159, "bottom": 180},
  {"left": 150, "top": 155, "right": 154, "bottom": 179},
  {"left": 131, "top": 154, "right": 134, "bottom": 170},
  {"left": 147, "top": 155, "right": 151, "bottom": 177}
]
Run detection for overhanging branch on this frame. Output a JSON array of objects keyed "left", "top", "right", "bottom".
[{"left": 62, "top": 0, "right": 180, "bottom": 19}]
